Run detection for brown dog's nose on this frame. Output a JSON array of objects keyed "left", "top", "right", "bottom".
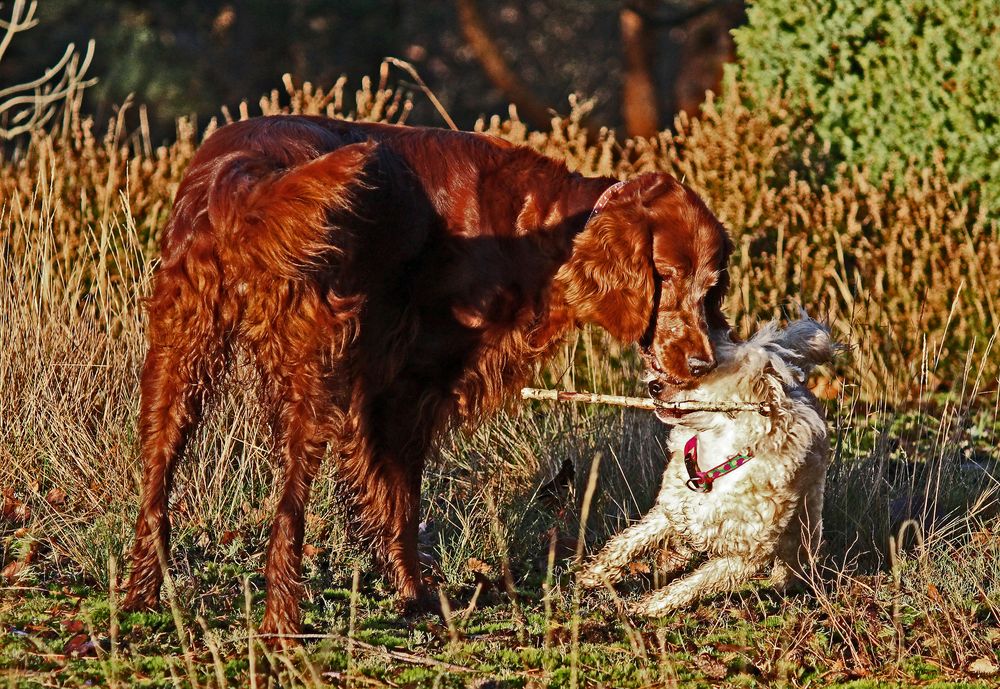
[{"left": 687, "top": 356, "right": 715, "bottom": 377}]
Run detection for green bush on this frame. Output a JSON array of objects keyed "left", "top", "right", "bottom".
[{"left": 732, "top": 0, "right": 1000, "bottom": 209}]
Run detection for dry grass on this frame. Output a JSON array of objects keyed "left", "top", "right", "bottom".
[{"left": 1, "top": 75, "right": 998, "bottom": 686}]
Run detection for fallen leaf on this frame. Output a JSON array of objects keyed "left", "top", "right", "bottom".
[
  {"left": 1, "top": 561, "right": 25, "bottom": 582},
  {"left": 847, "top": 665, "right": 870, "bottom": 679},
  {"left": 466, "top": 558, "right": 493, "bottom": 576},
  {"left": 1, "top": 492, "right": 30, "bottom": 524},
  {"left": 695, "top": 653, "right": 727, "bottom": 680},
  {"left": 220, "top": 530, "right": 239, "bottom": 545},
  {"left": 715, "top": 642, "right": 750, "bottom": 653},
  {"left": 62, "top": 619, "right": 86, "bottom": 634},
  {"left": 303, "top": 544, "right": 321, "bottom": 559},
  {"left": 628, "top": 560, "right": 651, "bottom": 575},
  {"left": 62, "top": 633, "right": 96, "bottom": 657},
  {"left": 969, "top": 657, "right": 999, "bottom": 676},
  {"left": 971, "top": 529, "right": 993, "bottom": 546},
  {"left": 45, "top": 487, "right": 68, "bottom": 508}
]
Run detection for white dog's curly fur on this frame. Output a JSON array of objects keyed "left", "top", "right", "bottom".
[{"left": 580, "top": 317, "right": 837, "bottom": 616}]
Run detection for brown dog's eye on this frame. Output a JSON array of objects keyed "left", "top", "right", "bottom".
[{"left": 648, "top": 380, "right": 664, "bottom": 396}]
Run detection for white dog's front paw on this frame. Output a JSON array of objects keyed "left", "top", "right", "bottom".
[
  {"left": 627, "top": 592, "right": 679, "bottom": 618},
  {"left": 577, "top": 563, "right": 617, "bottom": 589}
]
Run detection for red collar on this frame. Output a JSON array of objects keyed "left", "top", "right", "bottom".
[
  {"left": 587, "top": 180, "right": 628, "bottom": 223},
  {"left": 683, "top": 435, "right": 754, "bottom": 493}
]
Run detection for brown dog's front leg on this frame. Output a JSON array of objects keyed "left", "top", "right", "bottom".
[
  {"left": 383, "top": 459, "right": 432, "bottom": 611},
  {"left": 340, "top": 387, "right": 439, "bottom": 614},
  {"left": 342, "top": 443, "right": 433, "bottom": 611}
]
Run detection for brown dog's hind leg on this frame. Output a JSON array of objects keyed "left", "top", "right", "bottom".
[
  {"left": 251, "top": 314, "right": 346, "bottom": 644},
  {"left": 258, "top": 369, "right": 339, "bottom": 643},
  {"left": 123, "top": 242, "right": 232, "bottom": 611}
]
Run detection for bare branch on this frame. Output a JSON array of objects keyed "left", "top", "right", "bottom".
[
  {"left": 382, "top": 57, "right": 457, "bottom": 131},
  {"left": 0, "top": 2, "right": 96, "bottom": 140},
  {"left": 620, "top": 7, "right": 660, "bottom": 137},
  {"left": 0, "top": 0, "right": 38, "bottom": 62},
  {"left": 454, "top": 0, "right": 553, "bottom": 131}
]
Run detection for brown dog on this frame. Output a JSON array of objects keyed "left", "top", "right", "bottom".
[{"left": 121, "top": 116, "right": 731, "bottom": 638}]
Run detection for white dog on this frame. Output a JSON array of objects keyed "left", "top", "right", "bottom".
[{"left": 580, "top": 318, "right": 836, "bottom": 616}]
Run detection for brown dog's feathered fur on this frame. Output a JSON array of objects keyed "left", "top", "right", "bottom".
[{"left": 122, "top": 116, "right": 732, "bottom": 638}]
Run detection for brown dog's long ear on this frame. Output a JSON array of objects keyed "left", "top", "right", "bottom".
[{"left": 556, "top": 187, "right": 654, "bottom": 342}]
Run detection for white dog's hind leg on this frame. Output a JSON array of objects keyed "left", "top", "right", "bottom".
[
  {"left": 770, "top": 539, "right": 805, "bottom": 592},
  {"left": 634, "top": 555, "right": 761, "bottom": 617},
  {"left": 771, "top": 486, "right": 824, "bottom": 592},
  {"left": 657, "top": 541, "right": 695, "bottom": 579},
  {"left": 579, "top": 510, "right": 675, "bottom": 588}
]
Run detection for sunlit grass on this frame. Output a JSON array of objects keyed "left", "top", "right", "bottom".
[{"left": 1, "top": 77, "right": 998, "bottom": 686}]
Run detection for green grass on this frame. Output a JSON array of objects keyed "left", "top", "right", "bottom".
[{"left": 2, "top": 547, "right": 998, "bottom": 688}]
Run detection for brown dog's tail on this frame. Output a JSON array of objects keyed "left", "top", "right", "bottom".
[{"left": 206, "top": 140, "right": 376, "bottom": 279}]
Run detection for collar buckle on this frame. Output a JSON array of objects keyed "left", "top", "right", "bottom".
[{"left": 682, "top": 435, "right": 753, "bottom": 493}]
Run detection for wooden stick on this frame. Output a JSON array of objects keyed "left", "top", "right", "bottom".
[{"left": 520, "top": 387, "right": 769, "bottom": 415}]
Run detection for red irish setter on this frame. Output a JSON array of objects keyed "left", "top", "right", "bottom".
[{"left": 122, "top": 116, "right": 731, "bottom": 638}]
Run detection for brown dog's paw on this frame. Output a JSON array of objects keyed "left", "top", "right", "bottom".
[
  {"left": 258, "top": 600, "right": 304, "bottom": 649},
  {"left": 396, "top": 589, "right": 443, "bottom": 618},
  {"left": 258, "top": 616, "right": 303, "bottom": 650},
  {"left": 120, "top": 588, "right": 161, "bottom": 613}
]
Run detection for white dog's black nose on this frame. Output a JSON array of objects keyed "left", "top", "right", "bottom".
[{"left": 687, "top": 356, "right": 715, "bottom": 376}]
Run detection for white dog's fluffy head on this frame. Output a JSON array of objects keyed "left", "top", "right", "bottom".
[{"left": 651, "top": 317, "right": 837, "bottom": 433}]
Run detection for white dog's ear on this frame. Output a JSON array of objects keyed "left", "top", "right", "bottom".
[
  {"left": 773, "top": 318, "right": 837, "bottom": 375},
  {"left": 751, "top": 361, "right": 787, "bottom": 411}
]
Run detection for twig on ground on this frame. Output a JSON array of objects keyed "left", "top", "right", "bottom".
[{"left": 252, "top": 633, "right": 479, "bottom": 674}]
